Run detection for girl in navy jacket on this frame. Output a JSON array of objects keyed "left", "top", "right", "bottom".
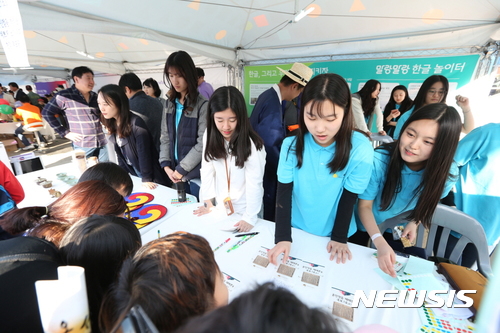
[{"left": 99, "top": 84, "right": 169, "bottom": 188}]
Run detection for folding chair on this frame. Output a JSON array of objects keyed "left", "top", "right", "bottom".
[{"left": 371, "top": 204, "right": 492, "bottom": 278}]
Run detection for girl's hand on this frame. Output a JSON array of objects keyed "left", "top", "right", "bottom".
[
  {"left": 234, "top": 220, "right": 253, "bottom": 232},
  {"left": 390, "top": 109, "right": 401, "bottom": 118},
  {"left": 378, "top": 130, "right": 387, "bottom": 136},
  {"left": 401, "top": 221, "right": 418, "bottom": 244},
  {"left": 142, "top": 182, "right": 157, "bottom": 190},
  {"left": 326, "top": 241, "right": 352, "bottom": 263},
  {"left": 172, "top": 170, "right": 184, "bottom": 182},
  {"left": 375, "top": 240, "right": 397, "bottom": 277},
  {"left": 268, "top": 241, "right": 291, "bottom": 265},
  {"left": 455, "top": 95, "right": 470, "bottom": 110},
  {"left": 193, "top": 200, "right": 213, "bottom": 216},
  {"left": 164, "top": 167, "right": 180, "bottom": 183},
  {"left": 193, "top": 206, "right": 211, "bottom": 216}
]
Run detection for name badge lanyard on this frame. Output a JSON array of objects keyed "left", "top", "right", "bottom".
[{"left": 224, "top": 156, "right": 231, "bottom": 198}]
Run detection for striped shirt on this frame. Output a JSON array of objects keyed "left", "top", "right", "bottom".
[{"left": 42, "top": 85, "right": 106, "bottom": 148}]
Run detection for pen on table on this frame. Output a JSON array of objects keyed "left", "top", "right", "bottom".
[
  {"left": 213, "top": 238, "right": 231, "bottom": 252},
  {"left": 235, "top": 232, "right": 259, "bottom": 237},
  {"left": 158, "top": 230, "right": 161, "bottom": 239},
  {"left": 226, "top": 236, "right": 247, "bottom": 252},
  {"left": 227, "top": 234, "right": 256, "bottom": 253}
]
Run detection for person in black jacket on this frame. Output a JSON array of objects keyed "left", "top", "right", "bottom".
[
  {"left": 98, "top": 84, "right": 169, "bottom": 189},
  {"left": 0, "top": 236, "right": 62, "bottom": 333},
  {"left": 119, "top": 73, "right": 163, "bottom": 151}
]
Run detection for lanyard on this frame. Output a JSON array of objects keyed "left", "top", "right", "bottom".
[{"left": 224, "top": 155, "right": 231, "bottom": 196}]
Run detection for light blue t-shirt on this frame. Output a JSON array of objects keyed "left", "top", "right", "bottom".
[
  {"left": 454, "top": 123, "right": 500, "bottom": 246},
  {"left": 393, "top": 105, "right": 415, "bottom": 140},
  {"left": 174, "top": 98, "right": 183, "bottom": 161},
  {"left": 356, "top": 148, "right": 458, "bottom": 231},
  {"left": 277, "top": 132, "right": 374, "bottom": 238}
]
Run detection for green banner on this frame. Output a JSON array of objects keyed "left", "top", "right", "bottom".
[{"left": 244, "top": 55, "right": 480, "bottom": 118}]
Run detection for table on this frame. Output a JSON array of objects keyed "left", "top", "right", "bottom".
[
  {"left": 15, "top": 163, "right": 197, "bottom": 235},
  {"left": 141, "top": 205, "right": 423, "bottom": 332},
  {"left": 14, "top": 164, "right": 458, "bottom": 332}
]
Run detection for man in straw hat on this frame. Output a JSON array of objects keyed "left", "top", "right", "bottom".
[{"left": 250, "top": 62, "right": 313, "bottom": 222}]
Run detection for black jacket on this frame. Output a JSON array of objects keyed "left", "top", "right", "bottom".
[
  {"left": 109, "top": 113, "right": 169, "bottom": 185},
  {"left": 129, "top": 91, "right": 163, "bottom": 150}
]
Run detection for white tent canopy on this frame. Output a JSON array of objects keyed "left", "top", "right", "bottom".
[{"left": 1, "top": 0, "right": 500, "bottom": 76}]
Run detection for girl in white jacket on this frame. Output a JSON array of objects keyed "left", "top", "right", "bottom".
[
  {"left": 194, "top": 86, "right": 266, "bottom": 232},
  {"left": 352, "top": 79, "right": 385, "bottom": 135}
]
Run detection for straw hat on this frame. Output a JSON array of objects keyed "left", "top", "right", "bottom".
[{"left": 276, "top": 63, "right": 313, "bottom": 87}]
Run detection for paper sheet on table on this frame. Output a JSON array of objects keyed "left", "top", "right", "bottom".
[
  {"left": 403, "top": 255, "right": 435, "bottom": 275},
  {"left": 251, "top": 246, "right": 326, "bottom": 290},
  {"left": 398, "top": 273, "right": 448, "bottom": 293},
  {"left": 374, "top": 268, "right": 406, "bottom": 290}
]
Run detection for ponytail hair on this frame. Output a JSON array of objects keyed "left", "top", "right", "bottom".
[
  {"left": 0, "top": 180, "right": 127, "bottom": 244},
  {"left": 0, "top": 206, "right": 48, "bottom": 235}
]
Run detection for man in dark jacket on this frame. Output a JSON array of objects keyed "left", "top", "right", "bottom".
[
  {"left": 249, "top": 63, "right": 312, "bottom": 221},
  {"left": 8, "top": 82, "right": 28, "bottom": 101},
  {"left": 119, "top": 73, "right": 163, "bottom": 151}
]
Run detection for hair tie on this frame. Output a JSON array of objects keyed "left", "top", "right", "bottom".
[{"left": 41, "top": 206, "right": 49, "bottom": 220}]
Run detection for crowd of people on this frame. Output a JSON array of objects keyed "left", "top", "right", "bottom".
[{"left": 0, "top": 49, "right": 498, "bottom": 332}]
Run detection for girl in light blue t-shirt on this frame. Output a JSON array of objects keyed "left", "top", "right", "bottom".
[
  {"left": 268, "top": 73, "right": 374, "bottom": 266},
  {"left": 355, "top": 103, "right": 462, "bottom": 277},
  {"left": 393, "top": 75, "right": 473, "bottom": 139}
]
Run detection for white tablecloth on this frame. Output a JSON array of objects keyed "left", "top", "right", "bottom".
[
  {"left": 141, "top": 205, "right": 422, "bottom": 332},
  {"left": 15, "top": 163, "right": 197, "bottom": 235}
]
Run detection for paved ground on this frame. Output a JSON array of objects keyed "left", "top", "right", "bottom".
[{"left": 8, "top": 137, "right": 74, "bottom": 168}]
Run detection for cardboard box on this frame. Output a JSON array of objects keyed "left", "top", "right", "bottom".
[{"left": 1, "top": 139, "right": 19, "bottom": 152}]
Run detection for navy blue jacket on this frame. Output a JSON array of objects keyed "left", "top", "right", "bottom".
[
  {"left": 249, "top": 87, "right": 284, "bottom": 173},
  {"left": 109, "top": 114, "right": 169, "bottom": 185},
  {"left": 129, "top": 91, "right": 163, "bottom": 150},
  {"left": 249, "top": 87, "right": 285, "bottom": 221}
]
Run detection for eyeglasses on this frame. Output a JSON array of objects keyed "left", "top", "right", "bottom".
[{"left": 427, "top": 89, "right": 445, "bottom": 96}]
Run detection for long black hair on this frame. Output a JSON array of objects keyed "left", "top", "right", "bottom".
[
  {"left": 411, "top": 75, "right": 449, "bottom": 111},
  {"left": 143, "top": 78, "right": 162, "bottom": 98},
  {"left": 383, "top": 85, "right": 413, "bottom": 116},
  {"left": 204, "top": 86, "right": 263, "bottom": 168},
  {"left": 163, "top": 50, "right": 199, "bottom": 106},
  {"left": 294, "top": 73, "right": 354, "bottom": 173},
  {"left": 378, "top": 103, "right": 461, "bottom": 228},
  {"left": 355, "top": 79, "right": 380, "bottom": 118},
  {"left": 99, "top": 84, "right": 132, "bottom": 138},
  {"left": 60, "top": 215, "right": 141, "bottom": 333}
]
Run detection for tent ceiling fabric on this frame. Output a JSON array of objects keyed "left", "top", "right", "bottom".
[{"left": 1, "top": 0, "right": 500, "bottom": 74}]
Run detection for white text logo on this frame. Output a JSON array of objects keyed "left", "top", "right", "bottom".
[{"left": 351, "top": 290, "right": 476, "bottom": 308}]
